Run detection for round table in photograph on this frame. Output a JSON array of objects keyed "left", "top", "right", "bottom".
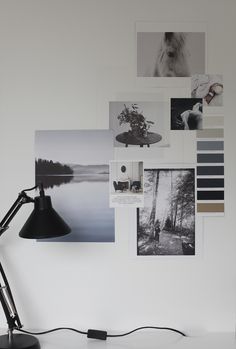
[{"left": 116, "top": 132, "right": 162, "bottom": 147}]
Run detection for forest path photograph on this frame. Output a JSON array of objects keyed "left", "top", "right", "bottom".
[
  {"left": 138, "top": 230, "right": 183, "bottom": 255},
  {"left": 137, "top": 168, "right": 195, "bottom": 256}
]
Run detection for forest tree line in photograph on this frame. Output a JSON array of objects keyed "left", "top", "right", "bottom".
[{"left": 35, "top": 158, "right": 74, "bottom": 175}]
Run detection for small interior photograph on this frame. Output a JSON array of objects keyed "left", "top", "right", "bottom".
[{"left": 110, "top": 161, "right": 143, "bottom": 194}]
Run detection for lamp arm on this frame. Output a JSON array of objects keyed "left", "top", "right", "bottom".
[
  {"left": 0, "top": 185, "right": 37, "bottom": 331},
  {"left": 0, "top": 189, "right": 35, "bottom": 237}
]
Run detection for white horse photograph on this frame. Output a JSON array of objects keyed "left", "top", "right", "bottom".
[{"left": 137, "top": 31, "right": 205, "bottom": 77}]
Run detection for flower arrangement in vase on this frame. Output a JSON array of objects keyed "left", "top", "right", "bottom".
[{"left": 117, "top": 104, "right": 155, "bottom": 138}]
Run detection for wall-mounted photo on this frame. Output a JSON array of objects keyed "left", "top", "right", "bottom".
[
  {"left": 109, "top": 101, "right": 169, "bottom": 148},
  {"left": 137, "top": 168, "right": 195, "bottom": 256},
  {"left": 137, "top": 32, "right": 205, "bottom": 77},
  {"left": 35, "top": 130, "right": 115, "bottom": 242},
  {"left": 191, "top": 74, "right": 223, "bottom": 107},
  {"left": 110, "top": 161, "right": 144, "bottom": 208},
  {"left": 171, "top": 98, "right": 203, "bottom": 130}
]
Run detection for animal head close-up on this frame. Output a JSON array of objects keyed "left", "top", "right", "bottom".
[
  {"left": 163, "top": 32, "right": 187, "bottom": 58},
  {"left": 155, "top": 32, "right": 190, "bottom": 77}
]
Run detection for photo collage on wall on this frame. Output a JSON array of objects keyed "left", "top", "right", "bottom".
[{"left": 35, "top": 21, "right": 224, "bottom": 252}]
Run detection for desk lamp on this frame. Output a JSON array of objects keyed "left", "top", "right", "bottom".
[{"left": 0, "top": 184, "right": 71, "bottom": 349}]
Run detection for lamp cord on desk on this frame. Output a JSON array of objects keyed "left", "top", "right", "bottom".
[
  {"left": 107, "top": 326, "right": 186, "bottom": 337},
  {"left": 16, "top": 325, "right": 186, "bottom": 340}
]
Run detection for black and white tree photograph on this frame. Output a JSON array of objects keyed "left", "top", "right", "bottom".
[
  {"left": 137, "top": 168, "right": 195, "bottom": 256},
  {"left": 171, "top": 98, "right": 203, "bottom": 130}
]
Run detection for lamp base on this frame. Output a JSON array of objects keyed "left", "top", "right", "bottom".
[{"left": 0, "top": 334, "right": 40, "bottom": 349}]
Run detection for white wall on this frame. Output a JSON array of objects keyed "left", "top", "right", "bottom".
[{"left": 0, "top": 0, "right": 236, "bottom": 334}]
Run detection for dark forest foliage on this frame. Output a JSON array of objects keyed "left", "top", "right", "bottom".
[{"left": 35, "top": 158, "right": 73, "bottom": 175}]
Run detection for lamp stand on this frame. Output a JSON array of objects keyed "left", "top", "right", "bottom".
[
  {"left": 0, "top": 332, "right": 40, "bottom": 349},
  {"left": 0, "top": 184, "right": 70, "bottom": 349},
  {"left": 0, "top": 187, "right": 40, "bottom": 349},
  {"left": 0, "top": 261, "right": 40, "bottom": 348}
]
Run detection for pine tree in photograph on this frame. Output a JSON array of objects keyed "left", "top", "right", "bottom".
[{"left": 137, "top": 169, "right": 195, "bottom": 256}]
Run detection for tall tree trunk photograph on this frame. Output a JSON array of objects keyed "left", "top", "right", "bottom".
[
  {"left": 149, "top": 170, "right": 160, "bottom": 238},
  {"left": 137, "top": 168, "right": 195, "bottom": 256}
]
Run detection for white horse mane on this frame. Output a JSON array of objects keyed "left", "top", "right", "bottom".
[{"left": 154, "top": 32, "right": 190, "bottom": 77}]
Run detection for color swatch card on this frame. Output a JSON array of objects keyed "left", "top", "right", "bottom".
[{"left": 196, "top": 116, "right": 224, "bottom": 215}]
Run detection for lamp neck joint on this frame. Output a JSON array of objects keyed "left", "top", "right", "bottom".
[{"left": 18, "top": 191, "right": 35, "bottom": 204}]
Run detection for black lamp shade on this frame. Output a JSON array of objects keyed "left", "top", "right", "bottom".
[{"left": 19, "top": 195, "right": 71, "bottom": 239}]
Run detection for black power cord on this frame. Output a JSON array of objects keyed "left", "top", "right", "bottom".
[
  {"left": 16, "top": 325, "right": 186, "bottom": 340},
  {"left": 107, "top": 326, "right": 186, "bottom": 338}
]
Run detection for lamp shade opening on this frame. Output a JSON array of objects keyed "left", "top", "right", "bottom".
[{"left": 19, "top": 195, "right": 71, "bottom": 239}]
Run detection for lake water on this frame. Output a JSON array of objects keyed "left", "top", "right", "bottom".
[{"left": 37, "top": 175, "right": 115, "bottom": 242}]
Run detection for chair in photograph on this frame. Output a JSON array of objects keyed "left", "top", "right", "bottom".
[
  {"left": 131, "top": 181, "right": 142, "bottom": 192},
  {"left": 113, "top": 181, "right": 129, "bottom": 192}
]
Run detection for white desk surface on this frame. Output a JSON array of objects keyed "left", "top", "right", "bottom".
[{"left": 25, "top": 331, "right": 235, "bottom": 349}]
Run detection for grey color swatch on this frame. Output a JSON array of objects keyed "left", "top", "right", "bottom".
[
  {"left": 197, "top": 190, "right": 224, "bottom": 201},
  {"left": 197, "top": 166, "right": 224, "bottom": 176},
  {"left": 197, "top": 141, "right": 224, "bottom": 151},
  {"left": 197, "top": 129, "right": 224, "bottom": 138},
  {"left": 197, "top": 153, "right": 224, "bottom": 163},
  {"left": 197, "top": 178, "right": 224, "bottom": 188},
  {"left": 203, "top": 116, "right": 224, "bottom": 128}
]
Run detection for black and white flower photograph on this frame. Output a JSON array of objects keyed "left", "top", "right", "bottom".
[
  {"left": 109, "top": 101, "right": 169, "bottom": 148},
  {"left": 137, "top": 32, "right": 205, "bottom": 77},
  {"left": 171, "top": 98, "right": 203, "bottom": 130},
  {"left": 137, "top": 168, "right": 195, "bottom": 256}
]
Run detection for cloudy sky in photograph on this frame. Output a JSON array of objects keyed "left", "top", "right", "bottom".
[{"left": 35, "top": 130, "right": 114, "bottom": 165}]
